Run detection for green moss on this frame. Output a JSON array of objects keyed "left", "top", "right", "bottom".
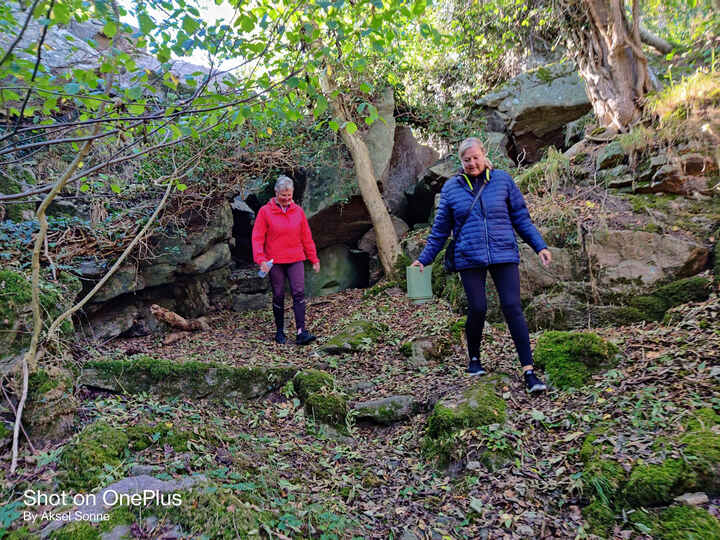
[
  {"left": 426, "top": 378, "right": 507, "bottom": 439},
  {"left": 305, "top": 392, "right": 348, "bottom": 428},
  {"left": 48, "top": 521, "right": 100, "bottom": 540},
  {"left": 28, "top": 369, "right": 58, "bottom": 395},
  {"left": 582, "top": 500, "right": 615, "bottom": 539},
  {"left": 293, "top": 369, "right": 335, "bottom": 401},
  {"left": 5, "top": 527, "right": 39, "bottom": 539},
  {"left": 534, "top": 331, "right": 618, "bottom": 389},
  {"left": 58, "top": 421, "right": 129, "bottom": 491},
  {"left": 655, "top": 276, "right": 710, "bottom": 308},
  {"left": 393, "top": 252, "right": 412, "bottom": 290},
  {"left": 580, "top": 425, "right": 613, "bottom": 463},
  {"left": 585, "top": 459, "right": 627, "bottom": 504},
  {"left": 86, "top": 356, "right": 296, "bottom": 399},
  {"left": 629, "top": 295, "right": 668, "bottom": 321},
  {"left": 126, "top": 423, "right": 191, "bottom": 452},
  {"left": 146, "top": 487, "right": 263, "bottom": 539},
  {"left": 680, "top": 429, "right": 720, "bottom": 491},
  {"left": 683, "top": 407, "right": 720, "bottom": 431},
  {"left": 448, "top": 316, "right": 466, "bottom": 340},
  {"left": 399, "top": 342, "right": 413, "bottom": 357},
  {"left": 97, "top": 507, "right": 136, "bottom": 533},
  {"left": 653, "top": 505, "right": 720, "bottom": 540},
  {"left": 0, "top": 174, "right": 34, "bottom": 221},
  {"left": 0, "top": 421, "right": 11, "bottom": 439},
  {"left": 323, "top": 320, "right": 389, "bottom": 352},
  {"left": 623, "top": 458, "right": 690, "bottom": 507}
]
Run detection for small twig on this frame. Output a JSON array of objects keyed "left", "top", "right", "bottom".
[
  {"left": 1, "top": 377, "right": 35, "bottom": 453},
  {"left": 10, "top": 356, "right": 29, "bottom": 473}
]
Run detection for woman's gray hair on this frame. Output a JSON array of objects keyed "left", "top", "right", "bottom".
[
  {"left": 274, "top": 175, "right": 294, "bottom": 192},
  {"left": 458, "top": 137, "right": 486, "bottom": 160}
]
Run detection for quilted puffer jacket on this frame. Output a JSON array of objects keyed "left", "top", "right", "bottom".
[{"left": 417, "top": 169, "right": 547, "bottom": 270}]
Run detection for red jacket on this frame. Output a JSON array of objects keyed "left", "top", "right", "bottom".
[{"left": 252, "top": 198, "right": 319, "bottom": 265}]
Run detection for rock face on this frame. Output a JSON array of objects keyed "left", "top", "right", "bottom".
[
  {"left": 587, "top": 230, "right": 709, "bottom": 287},
  {"left": 354, "top": 395, "right": 417, "bottom": 424},
  {"left": 304, "top": 245, "right": 369, "bottom": 298},
  {"left": 82, "top": 356, "right": 297, "bottom": 399},
  {"left": 477, "top": 61, "right": 591, "bottom": 163}
]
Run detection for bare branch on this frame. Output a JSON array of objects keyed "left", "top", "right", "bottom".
[{"left": 0, "top": 0, "right": 43, "bottom": 68}]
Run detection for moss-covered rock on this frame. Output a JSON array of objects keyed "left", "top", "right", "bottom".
[
  {"left": 579, "top": 424, "right": 614, "bottom": 463},
  {"left": 293, "top": 369, "right": 335, "bottom": 401},
  {"left": 58, "top": 421, "right": 129, "bottom": 491},
  {"left": 426, "top": 376, "right": 507, "bottom": 439},
  {"left": 322, "top": 320, "right": 388, "bottom": 354},
  {"left": 629, "top": 295, "right": 668, "bottom": 321},
  {"left": 430, "top": 248, "right": 468, "bottom": 312},
  {"left": 48, "top": 521, "right": 100, "bottom": 540},
  {"left": 23, "top": 363, "right": 78, "bottom": 442},
  {"left": 680, "top": 428, "right": 720, "bottom": 493},
  {"left": 651, "top": 505, "right": 720, "bottom": 540},
  {"left": 655, "top": 276, "right": 711, "bottom": 308},
  {"left": 304, "top": 392, "right": 348, "bottom": 428},
  {"left": 0, "top": 174, "right": 34, "bottom": 222},
  {"left": 354, "top": 395, "right": 415, "bottom": 424},
  {"left": 623, "top": 458, "right": 691, "bottom": 507},
  {"left": 534, "top": 331, "right": 618, "bottom": 389},
  {"left": 582, "top": 500, "right": 615, "bottom": 539},
  {"left": 584, "top": 458, "right": 627, "bottom": 503},
  {"left": 126, "top": 423, "right": 191, "bottom": 452},
  {"left": 147, "top": 487, "right": 264, "bottom": 539},
  {"left": 82, "top": 356, "right": 296, "bottom": 400}
]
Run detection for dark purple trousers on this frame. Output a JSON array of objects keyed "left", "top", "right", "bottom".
[
  {"left": 269, "top": 261, "right": 306, "bottom": 332},
  {"left": 459, "top": 263, "right": 533, "bottom": 367}
]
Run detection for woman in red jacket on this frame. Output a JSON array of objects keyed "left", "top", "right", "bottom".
[{"left": 252, "top": 175, "right": 321, "bottom": 345}]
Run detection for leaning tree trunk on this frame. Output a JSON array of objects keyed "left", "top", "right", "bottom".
[
  {"left": 560, "top": 0, "right": 652, "bottom": 132},
  {"left": 318, "top": 71, "right": 402, "bottom": 277}
]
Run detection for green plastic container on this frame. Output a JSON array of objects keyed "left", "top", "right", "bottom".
[{"left": 406, "top": 265, "right": 433, "bottom": 304}]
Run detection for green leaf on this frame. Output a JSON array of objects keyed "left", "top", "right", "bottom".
[
  {"left": 359, "top": 82, "right": 371, "bottom": 93},
  {"left": 176, "top": 183, "right": 188, "bottom": 191},
  {"left": 110, "top": 184, "right": 121, "bottom": 194},
  {"left": 103, "top": 20, "right": 117, "bottom": 38},
  {"left": 138, "top": 12, "right": 156, "bottom": 35},
  {"left": 182, "top": 16, "right": 200, "bottom": 35},
  {"left": 328, "top": 120, "right": 339, "bottom": 131},
  {"left": 345, "top": 121, "right": 358, "bottom": 135},
  {"left": 79, "top": 183, "right": 90, "bottom": 193}
]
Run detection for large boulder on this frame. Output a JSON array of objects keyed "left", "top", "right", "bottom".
[
  {"left": 383, "top": 126, "right": 439, "bottom": 218},
  {"left": 477, "top": 61, "right": 591, "bottom": 163},
  {"left": 587, "top": 230, "right": 709, "bottom": 287},
  {"left": 363, "top": 87, "right": 396, "bottom": 183}
]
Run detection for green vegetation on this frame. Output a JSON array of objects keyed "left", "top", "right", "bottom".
[
  {"left": 323, "top": 320, "right": 389, "bottom": 353},
  {"left": 304, "top": 392, "right": 348, "bottom": 429},
  {"left": 293, "top": 369, "right": 335, "bottom": 401},
  {"left": 426, "top": 377, "right": 507, "bottom": 439},
  {"left": 623, "top": 458, "right": 690, "bottom": 507},
  {"left": 534, "top": 331, "right": 618, "bottom": 389},
  {"left": 126, "top": 423, "right": 192, "bottom": 452},
  {"left": 582, "top": 500, "right": 615, "bottom": 538},
  {"left": 85, "top": 356, "right": 296, "bottom": 399},
  {"left": 58, "top": 422, "right": 129, "bottom": 491}
]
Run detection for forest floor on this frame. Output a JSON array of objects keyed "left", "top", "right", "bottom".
[{"left": 4, "top": 285, "right": 720, "bottom": 539}]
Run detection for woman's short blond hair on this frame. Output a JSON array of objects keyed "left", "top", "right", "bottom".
[{"left": 458, "top": 137, "right": 486, "bottom": 160}]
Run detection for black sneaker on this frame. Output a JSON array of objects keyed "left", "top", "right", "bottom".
[
  {"left": 524, "top": 369, "right": 547, "bottom": 393},
  {"left": 296, "top": 330, "right": 317, "bottom": 346},
  {"left": 467, "top": 358, "right": 486, "bottom": 376},
  {"left": 275, "top": 330, "right": 287, "bottom": 344}
]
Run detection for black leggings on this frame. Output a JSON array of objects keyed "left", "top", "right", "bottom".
[{"left": 459, "top": 263, "right": 533, "bottom": 367}]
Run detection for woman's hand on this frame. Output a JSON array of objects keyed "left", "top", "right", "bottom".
[
  {"left": 260, "top": 261, "right": 271, "bottom": 274},
  {"left": 538, "top": 249, "right": 552, "bottom": 267},
  {"left": 312, "top": 261, "right": 321, "bottom": 273},
  {"left": 411, "top": 260, "right": 424, "bottom": 272}
]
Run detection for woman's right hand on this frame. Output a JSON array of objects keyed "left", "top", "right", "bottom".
[
  {"left": 411, "top": 260, "right": 424, "bottom": 272},
  {"left": 260, "top": 261, "right": 271, "bottom": 274}
]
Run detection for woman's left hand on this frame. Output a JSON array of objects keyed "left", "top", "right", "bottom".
[
  {"left": 312, "top": 261, "right": 321, "bottom": 273},
  {"left": 538, "top": 249, "right": 552, "bottom": 267}
]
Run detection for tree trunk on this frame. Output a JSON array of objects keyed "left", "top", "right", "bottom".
[
  {"left": 317, "top": 71, "right": 402, "bottom": 277},
  {"left": 639, "top": 24, "right": 673, "bottom": 54},
  {"left": 561, "top": 0, "right": 652, "bottom": 131}
]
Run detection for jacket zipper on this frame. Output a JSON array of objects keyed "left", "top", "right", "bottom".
[{"left": 463, "top": 176, "right": 492, "bottom": 265}]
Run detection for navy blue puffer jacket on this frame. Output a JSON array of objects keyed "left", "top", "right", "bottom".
[{"left": 417, "top": 169, "right": 547, "bottom": 269}]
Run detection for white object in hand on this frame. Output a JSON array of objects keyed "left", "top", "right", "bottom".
[{"left": 258, "top": 259, "right": 274, "bottom": 278}]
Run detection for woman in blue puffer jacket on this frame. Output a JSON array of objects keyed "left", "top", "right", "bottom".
[{"left": 411, "top": 137, "right": 552, "bottom": 393}]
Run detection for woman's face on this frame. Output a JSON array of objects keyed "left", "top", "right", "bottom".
[
  {"left": 461, "top": 144, "right": 487, "bottom": 176},
  {"left": 276, "top": 188, "right": 294, "bottom": 206}
]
